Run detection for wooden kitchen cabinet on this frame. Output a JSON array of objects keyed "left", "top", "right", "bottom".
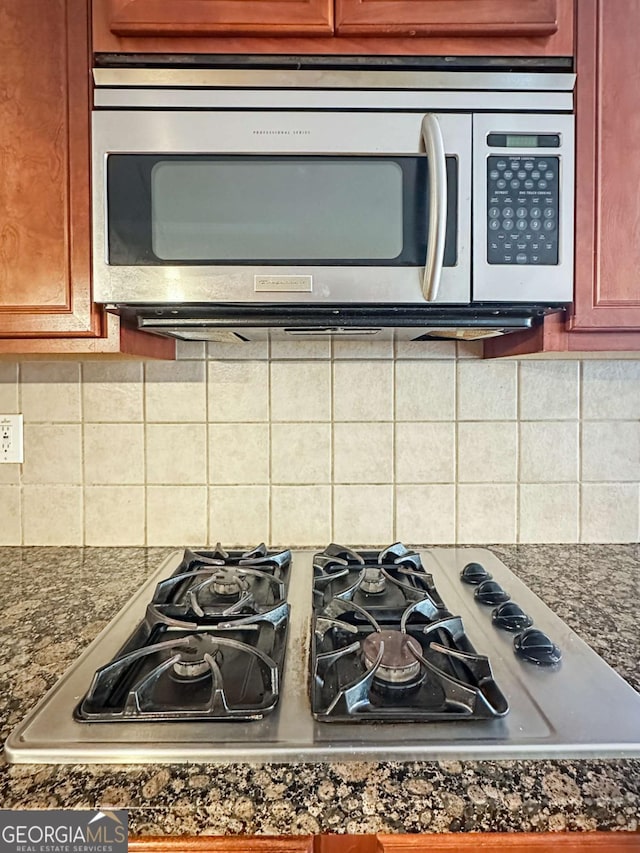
[
  {"left": 0, "top": 0, "right": 173, "bottom": 358},
  {"left": 93, "top": 0, "right": 573, "bottom": 56},
  {"left": 127, "top": 834, "right": 640, "bottom": 852},
  {"left": 484, "top": 0, "right": 640, "bottom": 357}
]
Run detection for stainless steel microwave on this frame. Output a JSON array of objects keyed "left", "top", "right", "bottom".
[{"left": 92, "top": 66, "right": 575, "bottom": 341}]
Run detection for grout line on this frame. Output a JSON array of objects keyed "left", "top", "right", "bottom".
[
  {"left": 577, "top": 359, "right": 584, "bottom": 542},
  {"left": 515, "top": 360, "right": 521, "bottom": 544},
  {"left": 79, "top": 362, "right": 85, "bottom": 547},
  {"left": 267, "top": 339, "right": 273, "bottom": 548}
]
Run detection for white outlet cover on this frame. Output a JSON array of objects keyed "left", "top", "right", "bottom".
[{"left": 0, "top": 414, "right": 24, "bottom": 463}]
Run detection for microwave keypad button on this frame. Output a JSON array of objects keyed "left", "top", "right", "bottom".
[
  {"left": 545, "top": 171, "right": 555, "bottom": 180},
  {"left": 487, "top": 155, "right": 559, "bottom": 265}
]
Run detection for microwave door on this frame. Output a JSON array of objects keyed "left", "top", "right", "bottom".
[{"left": 92, "top": 111, "right": 472, "bottom": 306}]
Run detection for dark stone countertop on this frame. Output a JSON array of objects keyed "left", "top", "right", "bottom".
[{"left": 0, "top": 545, "right": 638, "bottom": 835}]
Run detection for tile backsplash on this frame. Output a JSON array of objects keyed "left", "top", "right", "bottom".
[{"left": 0, "top": 341, "right": 638, "bottom": 546}]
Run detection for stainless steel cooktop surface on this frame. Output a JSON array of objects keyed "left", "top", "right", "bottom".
[{"left": 5, "top": 547, "right": 640, "bottom": 764}]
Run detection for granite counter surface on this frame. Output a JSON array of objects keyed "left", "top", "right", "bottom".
[{"left": 0, "top": 545, "right": 638, "bottom": 834}]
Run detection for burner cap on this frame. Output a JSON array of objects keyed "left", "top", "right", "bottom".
[
  {"left": 362, "top": 630, "right": 422, "bottom": 684},
  {"left": 211, "top": 573, "right": 249, "bottom": 597},
  {"left": 460, "top": 562, "right": 492, "bottom": 585},
  {"left": 514, "top": 628, "right": 562, "bottom": 666},
  {"left": 361, "top": 567, "right": 386, "bottom": 594},
  {"left": 172, "top": 646, "right": 211, "bottom": 679},
  {"left": 492, "top": 602, "right": 534, "bottom": 632},
  {"left": 474, "top": 580, "right": 510, "bottom": 606}
]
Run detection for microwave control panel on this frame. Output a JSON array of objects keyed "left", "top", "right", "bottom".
[{"left": 487, "top": 154, "right": 559, "bottom": 266}]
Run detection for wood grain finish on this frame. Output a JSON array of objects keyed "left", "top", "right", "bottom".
[
  {"left": 107, "top": 0, "right": 334, "bottom": 36},
  {"left": 570, "top": 0, "right": 640, "bottom": 331},
  {"left": 127, "top": 834, "right": 640, "bottom": 853},
  {"left": 92, "top": 0, "right": 574, "bottom": 54},
  {"left": 376, "top": 833, "right": 640, "bottom": 852},
  {"left": 335, "top": 0, "right": 558, "bottom": 38},
  {"left": 0, "top": 0, "right": 100, "bottom": 337}
]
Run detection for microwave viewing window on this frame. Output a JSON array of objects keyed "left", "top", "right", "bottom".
[
  {"left": 152, "top": 160, "right": 402, "bottom": 260},
  {"left": 106, "top": 154, "right": 458, "bottom": 267}
]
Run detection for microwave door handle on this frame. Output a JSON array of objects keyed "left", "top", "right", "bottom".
[{"left": 421, "top": 114, "right": 447, "bottom": 302}]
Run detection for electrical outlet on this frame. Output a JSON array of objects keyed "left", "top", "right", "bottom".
[{"left": 0, "top": 414, "right": 23, "bottom": 463}]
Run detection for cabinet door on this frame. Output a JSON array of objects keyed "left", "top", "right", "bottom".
[
  {"left": 335, "top": 0, "right": 561, "bottom": 37},
  {"left": 104, "top": 0, "right": 333, "bottom": 37},
  {"left": 571, "top": 0, "right": 640, "bottom": 332},
  {"left": 0, "top": 0, "right": 100, "bottom": 337}
]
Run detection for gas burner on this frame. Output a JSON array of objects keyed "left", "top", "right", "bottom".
[
  {"left": 312, "top": 591, "right": 508, "bottom": 721},
  {"left": 362, "top": 630, "right": 422, "bottom": 684},
  {"left": 361, "top": 568, "right": 387, "bottom": 594},
  {"left": 149, "top": 544, "right": 290, "bottom": 622},
  {"left": 172, "top": 644, "right": 212, "bottom": 680},
  {"left": 211, "top": 571, "right": 250, "bottom": 598},
  {"left": 312, "top": 542, "right": 446, "bottom": 616}
]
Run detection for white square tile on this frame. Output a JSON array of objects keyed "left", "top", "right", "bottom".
[
  {"left": 82, "top": 362, "right": 143, "bottom": 422},
  {"left": 271, "top": 362, "right": 331, "bottom": 422},
  {"left": 0, "top": 464, "right": 20, "bottom": 485},
  {"left": 208, "top": 361, "right": 269, "bottom": 422},
  {"left": 84, "top": 486, "right": 145, "bottom": 545},
  {"left": 395, "top": 340, "right": 457, "bottom": 359},
  {"left": 581, "top": 422, "right": 640, "bottom": 482},
  {"left": 209, "top": 486, "right": 270, "bottom": 547},
  {"left": 395, "top": 361, "right": 455, "bottom": 421},
  {"left": 145, "top": 361, "right": 206, "bottom": 422},
  {"left": 333, "top": 338, "right": 394, "bottom": 359},
  {"left": 333, "top": 485, "right": 394, "bottom": 545},
  {"left": 519, "top": 361, "right": 579, "bottom": 420},
  {"left": 580, "top": 483, "right": 640, "bottom": 543},
  {"left": 519, "top": 484, "right": 579, "bottom": 543},
  {"left": 395, "top": 422, "right": 455, "bottom": 483},
  {"left": 334, "top": 423, "right": 393, "bottom": 484},
  {"left": 208, "top": 340, "right": 269, "bottom": 360},
  {"left": 0, "top": 486, "right": 21, "bottom": 544},
  {"left": 456, "top": 341, "right": 484, "bottom": 359},
  {"left": 22, "top": 424, "right": 82, "bottom": 484},
  {"left": 0, "top": 363, "right": 18, "bottom": 412},
  {"left": 457, "top": 422, "right": 517, "bottom": 483},
  {"left": 457, "top": 485, "right": 517, "bottom": 544},
  {"left": 146, "top": 486, "right": 208, "bottom": 545},
  {"left": 395, "top": 484, "right": 455, "bottom": 545},
  {"left": 21, "top": 363, "right": 81, "bottom": 422},
  {"left": 176, "top": 340, "right": 206, "bottom": 360},
  {"left": 209, "top": 423, "right": 269, "bottom": 484},
  {"left": 271, "top": 339, "right": 331, "bottom": 359},
  {"left": 271, "top": 486, "right": 331, "bottom": 546},
  {"left": 84, "top": 423, "right": 145, "bottom": 484},
  {"left": 519, "top": 421, "right": 579, "bottom": 483},
  {"left": 582, "top": 361, "right": 640, "bottom": 420},
  {"left": 146, "top": 423, "right": 207, "bottom": 484},
  {"left": 271, "top": 423, "right": 331, "bottom": 484},
  {"left": 22, "top": 485, "right": 82, "bottom": 544},
  {"left": 334, "top": 362, "right": 394, "bottom": 422},
  {"left": 457, "top": 361, "right": 517, "bottom": 421}
]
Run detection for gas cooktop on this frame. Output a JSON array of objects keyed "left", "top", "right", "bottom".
[{"left": 5, "top": 545, "right": 640, "bottom": 763}]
